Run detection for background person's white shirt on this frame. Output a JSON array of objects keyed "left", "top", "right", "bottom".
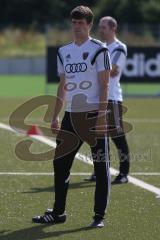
[{"left": 107, "top": 39, "right": 127, "bottom": 102}]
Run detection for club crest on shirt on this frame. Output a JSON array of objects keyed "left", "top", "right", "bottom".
[
  {"left": 66, "top": 54, "right": 71, "bottom": 62},
  {"left": 82, "top": 52, "right": 89, "bottom": 60}
]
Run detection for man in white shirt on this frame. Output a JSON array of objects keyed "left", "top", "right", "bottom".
[
  {"left": 32, "top": 6, "right": 111, "bottom": 228},
  {"left": 86, "top": 16, "right": 130, "bottom": 184}
]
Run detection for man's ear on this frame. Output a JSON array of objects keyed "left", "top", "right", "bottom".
[{"left": 89, "top": 22, "right": 93, "bottom": 30}]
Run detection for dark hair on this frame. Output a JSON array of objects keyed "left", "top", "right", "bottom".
[{"left": 70, "top": 5, "right": 93, "bottom": 24}]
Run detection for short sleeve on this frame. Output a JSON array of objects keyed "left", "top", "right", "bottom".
[
  {"left": 57, "top": 49, "right": 65, "bottom": 75},
  {"left": 111, "top": 48, "right": 127, "bottom": 69},
  {"left": 96, "top": 49, "right": 112, "bottom": 72}
]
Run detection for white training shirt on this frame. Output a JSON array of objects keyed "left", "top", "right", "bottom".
[
  {"left": 57, "top": 37, "right": 112, "bottom": 112},
  {"left": 106, "top": 39, "right": 127, "bottom": 102}
]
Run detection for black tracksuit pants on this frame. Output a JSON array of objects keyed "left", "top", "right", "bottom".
[
  {"left": 108, "top": 100, "right": 130, "bottom": 175},
  {"left": 53, "top": 111, "right": 110, "bottom": 217}
]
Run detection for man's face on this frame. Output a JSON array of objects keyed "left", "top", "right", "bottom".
[
  {"left": 71, "top": 18, "right": 92, "bottom": 38},
  {"left": 98, "top": 20, "right": 113, "bottom": 42}
]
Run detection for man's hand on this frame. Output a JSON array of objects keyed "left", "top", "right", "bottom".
[
  {"left": 110, "top": 64, "right": 119, "bottom": 77},
  {"left": 51, "top": 117, "right": 60, "bottom": 133}
]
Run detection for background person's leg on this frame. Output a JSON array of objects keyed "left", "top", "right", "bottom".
[{"left": 111, "top": 134, "right": 130, "bottom": 176}]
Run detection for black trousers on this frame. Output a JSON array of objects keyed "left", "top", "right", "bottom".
[
  {"left": 53, "top": 111, "right": 110, "bottom": 217},
  {"left": 108, "top": 100, "right": 130, "bottom": 175}
]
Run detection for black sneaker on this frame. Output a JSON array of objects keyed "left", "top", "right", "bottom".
[
  {"left": 111, "top": 174, "right": 128, "bottom": 185},
  {"left": 84, "top": 173, "right": 96, "bottom": 182},
  {"left": 45, "top": 208, "right": 53, "bottom": 214},
  {"left": 88, "top": 215, "right": 104, "bottom": 228},
  {"left": 32, "top": 212, "right": 66, "bottom": 224}
]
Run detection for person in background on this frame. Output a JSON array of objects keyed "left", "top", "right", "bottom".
[{"left": 85, "top": 16, "right": 130, "bottom": 184}]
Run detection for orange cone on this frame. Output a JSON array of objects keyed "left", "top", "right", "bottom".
[{"left": 27, "top": 125, "right": 43, "bottom": 136}]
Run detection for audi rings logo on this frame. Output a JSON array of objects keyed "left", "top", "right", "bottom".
[{"left": 65, "top": 63, "right": 87, "bottom": 73}]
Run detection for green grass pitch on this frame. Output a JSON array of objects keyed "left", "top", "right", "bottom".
[
  {"left": 0, "top": 75, "right": 160, "bottom": 240},
  {"left": 0, "top": 75, "right": 160, "bottom": 97}
]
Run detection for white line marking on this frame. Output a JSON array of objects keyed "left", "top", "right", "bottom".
[
  {"left": 130, "top": 172, "right": 160, "bottom": 176},
  {"left": 0, "top": 172, "right": 92, "bottom": 176},
  {"left": 125, "top": 118, "right": 160, "bottom": 123},
  {"left": 0, "top": 122, "right": 17, "bottom": 133},
  {"left": 76, "top": 155, "right": 160, "bottom": 197},
  {"left": 0, "top": 122, "right": 160, "bottom": 197},
  {"left": 0, "top": 172, "right": 159, "bottom": 176}
]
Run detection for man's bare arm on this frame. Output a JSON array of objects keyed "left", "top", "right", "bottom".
[
  {"left": 96, "top": 69, "right": 110, "bottom": 135},
  {"left": 52, "top": 74, "right": 66, "bottom": 128}
]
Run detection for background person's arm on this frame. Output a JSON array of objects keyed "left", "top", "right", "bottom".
[
  {"left": 110, "top": 46, "right": 127, "bottom": 78},
  {"left": 110, "top": 64, "right": 119, "bottom": 77}
]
